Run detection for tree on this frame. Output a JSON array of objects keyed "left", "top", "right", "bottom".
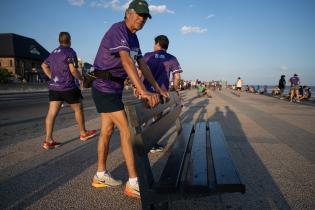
[{"left": 0, "top": 68, "right": 13, "bottom": 83}]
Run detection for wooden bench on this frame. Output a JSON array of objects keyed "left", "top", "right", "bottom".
[{"left": 123, "top": 92, "right": 245, "bottom": 210}]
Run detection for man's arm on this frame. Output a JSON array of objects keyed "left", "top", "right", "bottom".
[
  {"left": 173, "top": 72, "right": 181, "bottom": 91},
  {"left": 69, "top": 64, "right": 84, "bottom": 89},
  {"left": 119, "top": 51, "right": 159, "bottom": 108},
  {"left": 41, "top": 63, "right": 52, "bottom": 80},
  {"left": 138, "top": 58, "right": 169, "bottom": 98},
  {"left": 69, "top": 64, "right": 83, "bottom": 81}
]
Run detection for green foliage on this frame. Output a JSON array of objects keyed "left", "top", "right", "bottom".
[{"left": 0, "top": 68, "right": 13, "bottom": 83}]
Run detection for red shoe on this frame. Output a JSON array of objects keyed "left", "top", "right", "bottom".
[
  {"left": 80, "top": 130, "right": 97, "bottom": 141},
  {"left": 43, "top": 141, "right": 61, "bottom": 150}
]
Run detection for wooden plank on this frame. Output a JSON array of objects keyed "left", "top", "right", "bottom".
[
  {"left": 123, "top": 92, "right": 180, "bottom": 127},
  {"left": 186, "top": 122, "right": 208, "bottom": 190},
  {"left": 209, "top": 121, "right": 245, "bottom": 193},
  {"left": 206, "top": 124, "right": 216, "bottom": 190},
  {"left": 140, "top": 104, "right": 182, "bottom": 153},
  {"left": 155, "top": 123, "right": 193, "bottom": 192}
]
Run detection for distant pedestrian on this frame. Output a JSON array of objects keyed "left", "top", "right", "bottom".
[
  {"left": 235, "top": 77, "right": 243, "bottom": 97},
  {"left": 289, "top": 73, "right": 300, "bottom": 102},
  {"left": 41, "top": 32, "right": 96, "bottom": 150},
  {"left": 90, "top": 0, "right": 168, "bottom": 200},
  {"left": 278, "top": 75, "right": 286, "bottom": 99},
  {"left": 141, "top": 35, "right": 182, "bottom": 153}
]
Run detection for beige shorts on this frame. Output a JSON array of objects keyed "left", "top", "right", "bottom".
[{"left": 290, "top": 85, "right": 299, "bottom": 91}]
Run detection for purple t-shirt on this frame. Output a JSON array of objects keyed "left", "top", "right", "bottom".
[
  {"left": 93, "top": 21, "right": 142, "bottom": 94},
  {"left": 290, "top": 76, "right": 300, "bottom": 86},
  {"left": 143, "top": 50, "right": 182, "bottom": 92},
  {"left": 44, "top": 46, "right": 78, "bottom": 91}
]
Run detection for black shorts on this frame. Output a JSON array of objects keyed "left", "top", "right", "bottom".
[
  {"left": 92, "top": 87, "right": 124, "bottom": 113},
  {"left": 236, "top": 87, "right": 242, "bottom": 90},
  {"left": 49, "top": 88, "right": 83, "bottom": 104}
]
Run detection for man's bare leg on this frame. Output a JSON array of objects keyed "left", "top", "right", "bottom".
[
  {"left": 97, "top": 113, "right": 114, "bottom": 172},
  {"left": 108, "top": 110, "right": 137, "bottom": 178},
  {"left": 70, "top": 102, "right": 87, "bottom": 135},
  {"left": 45, "top": 101, "right": 62, "bottom": 142}
]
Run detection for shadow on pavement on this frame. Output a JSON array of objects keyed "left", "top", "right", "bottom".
[{"left": 208, "top": 105, "right": 291, "bottom": 210}]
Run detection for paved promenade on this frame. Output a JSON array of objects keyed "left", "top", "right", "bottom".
[{"left": 1, "top": 89, "right": 314, "bottom": 209}]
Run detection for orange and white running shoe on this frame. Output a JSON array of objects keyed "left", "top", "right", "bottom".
[
  {"left": 92, "top": 173, "right": 122, "bottom": 188},
  {"left": 124, "top": 182, "right": 140, "bottom": 199}
]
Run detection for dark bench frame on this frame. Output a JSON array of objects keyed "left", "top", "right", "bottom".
[{"left": 123, "top": 92, "right": 245, "bottom": 210}]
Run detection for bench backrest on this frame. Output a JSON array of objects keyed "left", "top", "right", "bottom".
[{"left": 123, "top": 91, "right": 182, "bottom": 154}]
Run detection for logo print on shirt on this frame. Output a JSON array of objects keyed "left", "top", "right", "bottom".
[
  {"left": 120, "top": 39, "right": 128, "bottom": 47},
  {"left": 53, "top": 49, "right": 61, "bottom": 54},
  {"left": 155, "top": 54, "right": 165, "bottom": 59},
  {"left": 53, "top": 76, "right": 59, "bottom": 83}
]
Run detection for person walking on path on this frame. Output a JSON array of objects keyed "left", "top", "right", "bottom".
[
  {"left": 289, "top": 73, "right": 300, "bottom": 102},
  {"left": 235, "top": 77, "right": 243, "bottom": 97},
  {"left": 41, "top": 32, "right": 96, "bottom": 150},
  {"left": 278, "top": 75, "right": 286, "bottom": 99},
  {"left": 141, "top": 35, "right": 182, "bottom": 153},
  {"left": 90, "top": 0, "right": 169, "bottom": 199}
]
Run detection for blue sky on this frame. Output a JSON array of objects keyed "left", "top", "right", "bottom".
[{"left": 1, "top": 0, "right": 315, "bottom": 85}]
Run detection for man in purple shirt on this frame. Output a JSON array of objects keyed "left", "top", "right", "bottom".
[
  {"left": 142, "top": 35, "right": 182, "bottom": 153},
  {"left": 143, "top": 35, "right": 182, "bottom": 93},
  {"left": 289, "top": 73, "right": 300, "bottom": 102},
  {"left": 41, "top": 32, "right": 96, "bottom": 150},
  {"left": 91, "top": 0, "right": 168, "bottom": 199}
]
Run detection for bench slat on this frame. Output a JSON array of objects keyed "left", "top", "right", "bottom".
[
  {"left": 140, "top": 104, "right": 182, "bottom": 154},
  {"left": 209, "top": 121, "right": 245, "bottom": 193},
  {"left": 185, "top": 121, "right": 208, "bottom": 191},
  {"left": 155, "top": 123, "right": 193, "bottom": 192},
  {"left": 124, "top": 92, "right": 180, "bottom": 127}
]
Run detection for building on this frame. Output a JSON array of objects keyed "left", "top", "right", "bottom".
[{"left": 0, "top": 33, "right": 49, "bottom": 83}]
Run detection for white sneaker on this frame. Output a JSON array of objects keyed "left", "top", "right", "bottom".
[
  {"left": 124, "top": 181, "right": 140, "bottom": 199},
  {"left": 92, "top": 173, "right": 122, "bottom": 188}
]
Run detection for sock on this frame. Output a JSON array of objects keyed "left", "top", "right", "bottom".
[
  {"left": 128, "top": 177, "right": 138, "bottom": 186},
  {"left": 96, "top": 171, "right": 109, "bottom": 178}
]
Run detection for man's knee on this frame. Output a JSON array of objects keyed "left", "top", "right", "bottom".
[
  {"left": 100, "top": 125, "right": 114, "bottom": 138},
  {"left": 119, "top": 128, "right": 131, "bottom": 140},
  {"left": 70, "top": 103, "right": 82, "bottom": 111}
]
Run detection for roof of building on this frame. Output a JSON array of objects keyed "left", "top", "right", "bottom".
[{"left": 0, "top": 33, "right": 49, "bottom": 61}]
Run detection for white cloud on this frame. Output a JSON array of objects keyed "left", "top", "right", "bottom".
[
  {"left": 67, "top": 0, "right": 85, "bottom": 6},
  {"left": 90, "top": 1, "right": 174, "bottom": 15},
  {"left": 281, "top": 65, "right": 288, "bottom": 70},
  {"left": 206, "top": 14, "right": 215, "bottom": 19},
  {"left": 149, "top": 5, "right": 175, "bottom": 14},
  {"left": 90, "top": 0, "right": 130, "bottom": 11},
  {"left": 180, "top": 26, "right": 208, "bottom": 34}
]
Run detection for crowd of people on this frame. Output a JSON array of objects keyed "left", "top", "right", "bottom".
[
  {"left": 271, "top": 74, "right": 312, "bottom": 102},
  {"left": 229, "top": 74, "right": 312, "bottom": 102}
]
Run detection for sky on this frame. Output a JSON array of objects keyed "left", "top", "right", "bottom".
[{"left": 1, "top": 0, "right": 315, "bottom": 85}]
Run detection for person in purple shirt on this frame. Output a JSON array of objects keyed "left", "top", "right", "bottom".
[
  {"left": 141, "top": 35, "right": 182, "bottom": 153},
  {"left": 91, "top": 0, "right": 169, "bottom": 199},
  {"left": 41, "top": 32, "right": 96, "bottom": 150},
  {"left": 289, "top": 73, "right": 300, "bottom": 102}
]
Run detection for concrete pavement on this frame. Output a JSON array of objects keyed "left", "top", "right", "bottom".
[{"left": 0, "top": 89, "right": 315, "bottom": 209}]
